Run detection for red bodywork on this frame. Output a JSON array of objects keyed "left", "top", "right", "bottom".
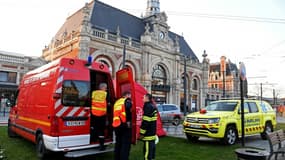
[{"left": 8, "top": 58, "right": 138, "bottom": 154}]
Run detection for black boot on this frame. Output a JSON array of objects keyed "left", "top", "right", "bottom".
[{"left": 99, "top": 137, "right": 105, "bottom": 151}]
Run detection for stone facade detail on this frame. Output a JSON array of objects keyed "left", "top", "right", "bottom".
[{"left": 41, "top": 0, "right": 210, "bottom": 111}]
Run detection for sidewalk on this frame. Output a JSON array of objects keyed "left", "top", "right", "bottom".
[
  {"left": 277, "top": 116, "right": 285, "bottom": 123},
  {"left": 0, "top": 111, "right": 9, "bottom": 126}
]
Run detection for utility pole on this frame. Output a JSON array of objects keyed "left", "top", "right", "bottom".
[
  {"left": 122, "top": 44, "right": 126, "bottom": 68},
  {"left": 258, "top": 82, "right": 277, "bottom": 101},
  {"left": 222, "top": 70, "right": 225, "bottom": 98},
  {"left": 183, "top": 57, "right": 187, "bottom": 116},
  {"left": 273, "top": 89, "right": 275, "bottom": 105},
  {"left": 260, "top": 83, "right": 263, "bottom": 101},
  {"left": 240, "top": 76, "right": 245, "bottom": 147},
  {"left": 239, "top": 62, "right": 246, "bottom": 147}
]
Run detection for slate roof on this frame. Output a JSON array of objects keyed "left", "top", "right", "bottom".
[
  {"left": 91, "top": 0, "right": 199, "bottom": 61},
  {"left": 54, "top": 0, "right": 199, "bottom": 61}
]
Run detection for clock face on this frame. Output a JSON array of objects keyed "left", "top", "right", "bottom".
[{"left": 159, "top": 32, "right": 165, "bottom": 39}]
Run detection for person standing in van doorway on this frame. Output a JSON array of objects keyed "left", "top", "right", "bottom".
[
  {"left": 113, "top": 91, "right": 132, "bottom": 160},
  {"left": 140, "top": 93, "right": 157, "bottom": 160},
  {"left": 91, "top": 83, "right": 108, "bottom": 151}
]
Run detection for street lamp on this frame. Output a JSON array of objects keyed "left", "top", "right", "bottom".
[
  {"left": 223, "top": 70, "right": 226, "bottom": 98},
  {"left": 181, "top": 55, "right": 191, "bottom": 116},
  {"left": 183, "top": 57, "right": 187, "bottom": 116}
]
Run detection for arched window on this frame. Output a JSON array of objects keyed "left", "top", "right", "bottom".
[
  {"left": 151, "top": 64, "right": 168, "bottom": 103},
  {"left": 192, "top": 78, "right": 198, "bottom": 90},
  {"left": 152, "top": 64, "right": 166, "bottom": 85}
]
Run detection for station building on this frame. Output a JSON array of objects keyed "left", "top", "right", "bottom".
[{"left": 42, "top": 0, "right": 210, "bottom": 111}]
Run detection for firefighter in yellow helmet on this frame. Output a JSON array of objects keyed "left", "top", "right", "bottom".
[
  {"left": 91, "top": 83, "right": 108, "bottom": 151},
  {"left": 113, "top": 91, "right": 132, "bottom": 160}
]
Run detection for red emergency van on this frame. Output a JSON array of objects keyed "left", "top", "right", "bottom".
[{"left": 7, "top": 58, "right": 137, "bottom": 158}]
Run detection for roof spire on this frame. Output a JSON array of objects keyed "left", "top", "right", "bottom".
[{"left": 145, "top": 0, "right": 160, "bottom": 17}]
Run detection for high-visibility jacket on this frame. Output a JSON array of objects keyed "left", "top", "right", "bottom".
[
  {"left": 112, "top": 98, "right": 127, "bottom": 128},
  {"left": 140, "top": 102, "right": 157, "bottom": 141},
  {"left": 91, "top": 90, "right": 107, "bottom": 116}
]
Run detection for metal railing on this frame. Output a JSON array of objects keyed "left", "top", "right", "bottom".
[{"left": 92, "top": 29, "right": 141, "bottom": 49}]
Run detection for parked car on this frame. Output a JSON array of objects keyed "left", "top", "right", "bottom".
[
  {"left": 183, "top": 99, "right": 277, "bottom": 145},
  {"left": 157, "top": 104, "right": 183, "bottom": 126}
]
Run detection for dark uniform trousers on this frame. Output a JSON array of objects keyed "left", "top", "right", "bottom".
[
  {"left": 143, "top": 140, "right": 155, "bottom": 160},
  {"left": 93, "top": 115, "right": 106, "bottom": 149},
  {"left": 114, "top": 126, "right": 132, "bottom": 160}
]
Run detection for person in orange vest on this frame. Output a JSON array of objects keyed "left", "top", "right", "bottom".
[
  {"left": 113, "top": 91, "right": 132, "bottom": 160},
  {"left": 92, "top": 82, "right": 108, "bottom": 151}
]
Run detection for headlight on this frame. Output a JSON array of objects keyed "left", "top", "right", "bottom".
[{"left": 208, "top": 118, "right": 220, "bottom": 124}]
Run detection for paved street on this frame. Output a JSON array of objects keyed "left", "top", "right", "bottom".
[
  {"left": 163, "top": 116, "right": 285, "bottom": 160},
  {"left": 0, "top": 111, "right": 9, "bottom": 126}
]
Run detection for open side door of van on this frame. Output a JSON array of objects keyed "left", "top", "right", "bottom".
[{"left": 116, "top": 68, "right": 137, "bottom": 144}]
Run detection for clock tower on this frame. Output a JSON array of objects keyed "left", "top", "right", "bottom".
[
  {"left": 145, "top": 0, "right": 160, "bottom": 17},
  {"left": 142, "top": 1, "right": 177, "bottom": 52}
]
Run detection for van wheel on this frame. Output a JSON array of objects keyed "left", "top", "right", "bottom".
[
  {"left": 223, "top": 126, "right": 237, "bottom": 145},
  {"left": 8, "top": 120, "right": 17, "bottom": 137},
  {"left": 186, "top": 134, "right": 199, "bottom": 142},
  {"left": 172, "top": 117, "right": 181, "bottom": 126},
  {"left": 36, "top": 134, "right": 49, "bottom": 159},
  {"left": 260, "top": 122, "right": 272, "bottom": 140}
]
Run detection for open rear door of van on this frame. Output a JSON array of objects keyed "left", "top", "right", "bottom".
[{"left": 116, "top": 68, "right": 137, "bottom": 144}]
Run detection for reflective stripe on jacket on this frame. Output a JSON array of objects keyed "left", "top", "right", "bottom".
[
  {"left": 140, "top": 102, "right": 157, "bottom": 141},
  {"left": 112, "top": 98, "right": 127, "bottom": 127},
  {"left": 91, "top": 90, "right": 107, "bottom": 116}
]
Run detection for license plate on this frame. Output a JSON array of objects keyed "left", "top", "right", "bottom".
[
  {"left": 190, "top": 124, "right": 201, "bottom": 128},
  {"left": 65, "top": 121, "right": 85, "bottom": 126}
]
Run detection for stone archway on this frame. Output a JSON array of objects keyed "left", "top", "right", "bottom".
[
  {"left": 180, "top": 73, "right": 190, "bottom": 112},
  {"left": 191, "top": 75, "right": 201, "bottom": 111},
  {"left": 151, "top": 63, "right": 170, "bottom": 103}
]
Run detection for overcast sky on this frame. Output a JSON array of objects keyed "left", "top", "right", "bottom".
[{"left": 1, "top": 0, "right": 285, "bottom": 98}]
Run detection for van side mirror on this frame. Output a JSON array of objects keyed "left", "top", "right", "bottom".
[{"left": 6, "top": 99, "right": 15, "bottom": 108}]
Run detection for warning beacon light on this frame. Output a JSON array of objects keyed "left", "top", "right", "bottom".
[{"left": 85, "top": 55, "right": 92, "bottom": 66}]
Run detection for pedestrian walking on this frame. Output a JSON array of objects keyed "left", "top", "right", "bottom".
[
  {"left": 113, "top": 91, "right": 132, "bottom": 160},
  {"left": 140, "top": 93, "right": 157, "bottom": 160},
  {"left": 91, "top": 83, "right": 108, "bottom": 150}
]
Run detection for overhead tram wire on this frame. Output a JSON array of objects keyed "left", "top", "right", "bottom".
[
  {"left": 123, "top": 8, "right": 285, "bottom": 24},
  {"left": 167, "top": 11, "right": 285, "bottom": 24}
]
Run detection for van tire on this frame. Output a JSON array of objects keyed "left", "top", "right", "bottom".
[
  {"left": 186, "top": 134, "right": 199, "bottom": 142},
  {"left": 172, "top": 117, "right": 181, "bottom": 126},
  {"left": 223, "top": 126, "right": 237, "bottom": 145},
  {"left": 260, "top": 122, "right": 273, "bottom": 140},
  {"left": 8, "top": 120, "right": 17, "bottom": 137},
  {"left": 36, "top": 134, "right": 49, "bottom": 159}
]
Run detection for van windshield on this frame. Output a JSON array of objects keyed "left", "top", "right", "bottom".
[
  {"left": 62, "top": 80, "right": 90, "bottom": 106},
  {"left": 206, "top": 102, "right": 237, "bottom": 111}
]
